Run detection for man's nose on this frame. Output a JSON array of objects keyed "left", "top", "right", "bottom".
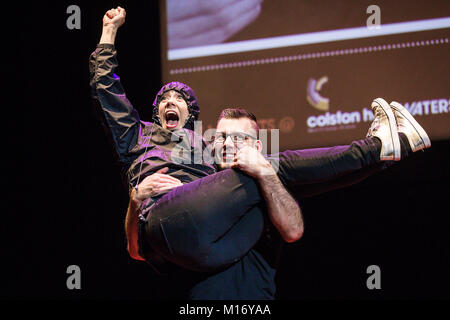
[{"left": 223, "top": 136, "right": 236, "bottom": 149}]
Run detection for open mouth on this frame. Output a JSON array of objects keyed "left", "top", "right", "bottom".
[{"left": 164, "top": 110, "right": 179, "bottom": 129}]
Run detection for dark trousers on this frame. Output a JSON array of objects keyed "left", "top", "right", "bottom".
[{"left": 140, "top": 137, "right": 383, "bottom": 272}]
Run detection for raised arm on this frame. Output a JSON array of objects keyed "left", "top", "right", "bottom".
[
  {"left": 233, "top": 146, "right": 304, "bottom": 243},
  {"left": 89, "top": 7, "right": 140, "bottom": 164},
  {"left": 99, "top": 7, "right": 126, "bottom": 45}
]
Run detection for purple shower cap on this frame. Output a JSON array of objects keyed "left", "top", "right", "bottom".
[{"left": 152, "top": 81, "right": 200, "bottom": 129}]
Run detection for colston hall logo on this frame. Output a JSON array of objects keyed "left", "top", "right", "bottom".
[
  {"left": 305, "top": 76, "right": 449, "bottom": 133},
  {"left": 306, "top": 76, "right": 366, "bottom": 131}
]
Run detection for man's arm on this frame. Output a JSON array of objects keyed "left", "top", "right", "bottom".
[
  {"left": 233, "top": 146, "right": 304, "bottom": 243},
  {"left": 125, "top": 168, "right": 183, "bottom": 260},
  {"left": 256, "top": 173, "right": 304, "bottom": 243}
]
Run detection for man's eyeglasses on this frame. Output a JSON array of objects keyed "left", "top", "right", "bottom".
[{"left": 213, "top": 132, "right": 257, "bottom": 145}]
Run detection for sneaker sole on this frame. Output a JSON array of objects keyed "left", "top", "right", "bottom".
[
  {"left": 372, "top": 98, "right": 401, "bottom": 161},
  {"left": 390, "top": 101, "right": 431, "bottom": 151}
]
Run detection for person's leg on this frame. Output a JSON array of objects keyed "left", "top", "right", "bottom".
[
  {"left": 140, "top": 138, "right": 381, "bottom": 273},
  {"left": 139, "top": 135, "right": 402, "bottom": 272},
  {"left": 276, "top": 134, "right": 412, "bottom": 199},
  {"left": 141, "top": 169, "right": 265, "bottom": 272},
  {"left": 272, "top": 97, "right": 398, "bottom": 191},
  {"left": 138, "top": 100, "right": 427, "bottom": 273},
  {"left": 272, "top": 97, "right": 423, "bottom": 197},
  {"left": 273, "top": 137, "right": 382, "bottom": 188}
]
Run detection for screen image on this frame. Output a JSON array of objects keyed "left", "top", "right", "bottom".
[{"left": 159, "top": 0, "right": 449, "bottom": 150}]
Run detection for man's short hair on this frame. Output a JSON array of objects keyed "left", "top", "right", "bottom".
[{"left": 217, "top": 108, "right": 259, "bottom": 131}]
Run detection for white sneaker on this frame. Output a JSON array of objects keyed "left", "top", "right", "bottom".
[
  {"left": 390, "top": 101, "right": 431, "bottom": 152},
  {"left": 366, "top": 98, "right": 401, "bottom": 161}
]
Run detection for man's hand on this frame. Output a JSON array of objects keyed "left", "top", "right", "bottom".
[
  {"left": 134, "top": 167, "right": 183, "bottom": 202},
  {"left": 99, "top": 7, "right": 126, "bottom": 44},
  {"left": 232, "top": 146, "right": 275, "bottom": 179}
]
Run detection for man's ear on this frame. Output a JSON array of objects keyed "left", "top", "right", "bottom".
[{"left": 255, "top": 139, "right": 263, "bottom": 152}]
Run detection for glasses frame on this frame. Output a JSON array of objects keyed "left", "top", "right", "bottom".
[{"left": 213, "top": 131, "right": 257, "bottom": 145}]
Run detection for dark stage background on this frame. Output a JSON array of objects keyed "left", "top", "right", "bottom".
[{"left": 5, "top": 1, "right": 449, "bottom": 302}]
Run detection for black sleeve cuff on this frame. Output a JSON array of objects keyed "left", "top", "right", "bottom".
[{"left": 97, "top": 43, "right": 115, "bottom": 50}]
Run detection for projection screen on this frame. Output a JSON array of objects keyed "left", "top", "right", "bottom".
[{"left": 159, "top": 0, "right": 450, "bottom": 151}]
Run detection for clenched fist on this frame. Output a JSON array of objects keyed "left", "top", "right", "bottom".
[
  {"left": 103, "top": 6, "right": 126, "bottom": 29},
  {"left": 99, "top": 7, "right": 126, "bottom": 44}
]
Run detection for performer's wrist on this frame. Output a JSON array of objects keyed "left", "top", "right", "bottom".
[
  {"left": 255, "top": 162, "right": 277, "bottom": 180},
  {"left": 131, "top": 187, "right": 144, "bottom": 205},
  {"left": 99, "top": 26, "right": 118, "bottom": 44}
]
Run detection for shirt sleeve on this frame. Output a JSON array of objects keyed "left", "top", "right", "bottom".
[{"left": 89, "top": 43, "right": 140, "bottom": 165}]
